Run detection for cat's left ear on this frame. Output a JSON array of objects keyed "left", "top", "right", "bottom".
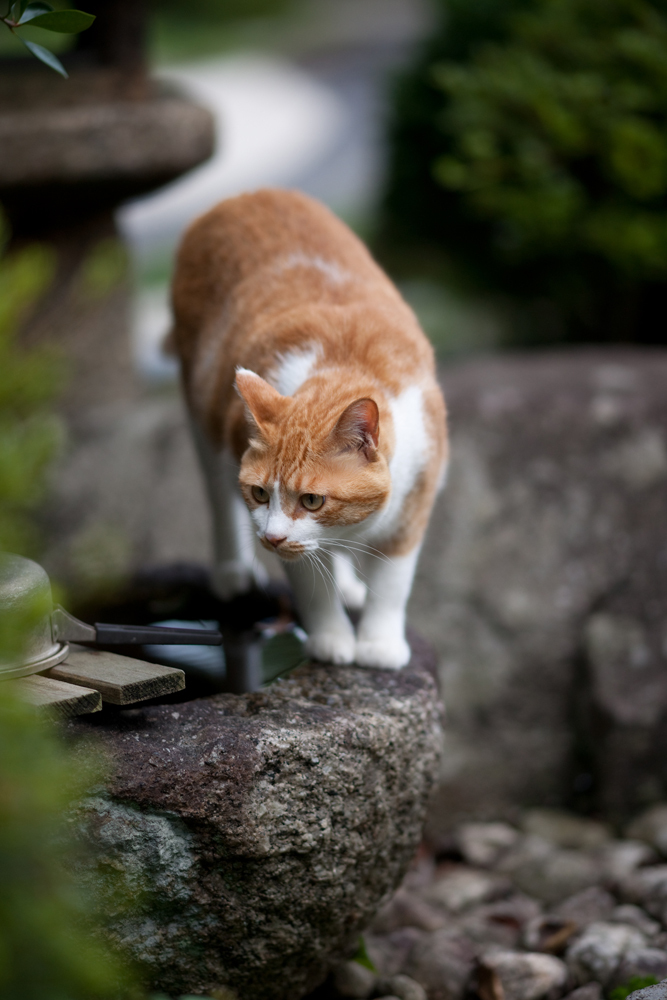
[
  {"left": 235, "top": 368, "right": 286, "bottom": 437},
  {"left": 331, "top": 398, "right": 379, "bottom": 461}
]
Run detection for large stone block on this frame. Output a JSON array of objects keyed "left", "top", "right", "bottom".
[
  {"left": 68, "top": 636, "right": 443, "bottom": 1000},
  {"left": 411, "top": 350, "right": 667, "bottom": 829}
]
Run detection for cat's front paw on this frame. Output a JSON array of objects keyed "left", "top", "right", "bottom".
[
  {"left": 305, "top": 629, "right": 356, "bottom": 665},
  {"left": 211, "top": 560, "right": 268, "bottom": 601},
  {"left": 355, "top": 636, "right": 411, "bottom": 670}
]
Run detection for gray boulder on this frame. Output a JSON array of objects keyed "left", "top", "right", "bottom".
[
  {"left": 411, "top": 350, "right": 667, "bottom": 830},
  {"left": 68, "top": 640, "right": 442, "bottom": 1000}
]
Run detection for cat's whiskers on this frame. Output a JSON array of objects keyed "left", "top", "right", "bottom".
[
  {"left": 311, "top": 549, "right": 351, "bottom": 608},
  {"left": 318, "top": 537, "right": 393, "bottom": 566}
]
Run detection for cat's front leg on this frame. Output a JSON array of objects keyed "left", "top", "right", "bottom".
[
  {"left": 284, "top": 554, "right": 355, "bottom": 665},
  {"left": 191, "top": 424, "right": 267, "bottom": 599},
  {"left": 354, "top": 548, "right": 420, "bottom": 670}
]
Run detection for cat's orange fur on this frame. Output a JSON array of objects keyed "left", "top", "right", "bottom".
[{"left": 171, "top": 188, "right": 447, "bottom": 669}]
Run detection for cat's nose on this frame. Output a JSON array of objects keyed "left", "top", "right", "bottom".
[{"left": 265, "top": 534, "right": 287, "bottom": 549}]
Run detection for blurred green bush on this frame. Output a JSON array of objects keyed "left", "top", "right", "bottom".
[
  {"left": 0, "top": 683, "right": 137, "bottom": 1000},
  {"left": 0, "top": 229, "right": 65, "bottom": 555},
  {"left": 381, "top": 0, "right": 667, "bottom": 344}
]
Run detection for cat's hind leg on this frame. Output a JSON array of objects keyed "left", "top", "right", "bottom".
[
  {"left": 190, "top": 422, "right": 267, "bottom": 599},
  {"left": 284, "top": 553, "right": 355, "bottom": 664},
  {"left": 333, "top": 552, "right": 367, "bottom": 611},
  {"left": 354, "top": 548, "right": 419, "bottom": 670}
]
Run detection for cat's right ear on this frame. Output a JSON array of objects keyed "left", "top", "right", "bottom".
[
  {"left": 330, "top": 398, "right": 379, "bottom": 461},
  {"left": 235, "top": 368, "right": 286, "bottom": 438}
]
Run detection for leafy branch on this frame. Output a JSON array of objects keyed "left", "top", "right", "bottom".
[{"left": 1, "top": 1, "right": 95, "bottom": 78}]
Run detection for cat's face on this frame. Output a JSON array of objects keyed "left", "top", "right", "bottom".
[{"left": 236, "top": 369, "right": 390, "bottom": 559}]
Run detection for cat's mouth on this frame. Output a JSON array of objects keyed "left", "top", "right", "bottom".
[{"left": 259, "top": 537, "right": 305, "bottom": 560}]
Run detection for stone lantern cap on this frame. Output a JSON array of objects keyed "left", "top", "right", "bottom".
[{"left": 0, "top": 68, "right": 215, "bottom": 234}]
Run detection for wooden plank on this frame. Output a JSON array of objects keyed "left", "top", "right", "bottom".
[
  {"left": 44, "top": 644, "right": 185, "bottom": 705},
  {"left": 15, "top": 674, "right": 102, "bottom": 718}
]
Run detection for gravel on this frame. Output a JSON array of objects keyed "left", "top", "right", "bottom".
[{"left": 322, "top": 810, "right": 667, "bottom": 1000}]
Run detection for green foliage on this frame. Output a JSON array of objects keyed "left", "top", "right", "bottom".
[
  {"left": 1, "top": 1, "right": 95, "bottom": 76},
  {"left": 0, "top": 236, "right": 66, "bottom": 555},
  {"left": 609, "top": 975, "right": 659, "bottom": 1000},
  {"left": 351, "top": 935, "right": 377, "bottom": 973},
  {"left": 382, "top": 0, "right": 667, "bottom": 343},
  {"left": 0, "top": 682, "right": 136, "bottom": 1000}
]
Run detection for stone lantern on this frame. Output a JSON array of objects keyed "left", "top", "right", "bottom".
[{"left": 0, "top": 0, "right": 215, "bottom": 587}]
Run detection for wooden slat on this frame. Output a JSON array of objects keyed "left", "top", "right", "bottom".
[
  {"left": 44, "top": 644, "right": 185, "bottom": 705},
  {"left": 15, "top": 674, "right": 102, "bottom": 718}
]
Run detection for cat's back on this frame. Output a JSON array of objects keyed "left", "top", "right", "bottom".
[{"left": 172, "top": 189, "right": 384, "bottom": 336}]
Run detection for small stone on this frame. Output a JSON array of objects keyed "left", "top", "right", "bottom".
[
  {"left": 512, "top": 848, "right": 602, "bottom": 906},
  {"left": 619, "top": 865, "right": 667, "bottom": 924},
  {"left": 375, "top": 973, "right": 428, "bottom": 1000},
  {"left": 552, "top": 887, "right": 616, "bottom": 929},
  {"left": 404, "top": 928, "right": 477, "bottom": 1000},
  {"left": 371, "top": 888, "right": 449, "bottom": 934},
  {"left": 463, "top": 896, "right": 543, "bottom": 950},
  {"left": 627, "top": 806, "right": 667, "bottom": 857},
  {"left": 613, "top": 949, "right": 667, "bottom": 988},
  {"left": 624, "top": 979, "right": 667, "bottom": 1000},
  {"left": 498, "top": 836, "right": 554, "bottom": 876},
  {"left": 611, "top": 905, "right": 661, "bottom": 938},
  {"left": 366, "top": 928, "right": 425, "bottom": 978},
  {"left": 424, "top": 867, "right": 512, "bottom": 913},
  {"left": 561, "top": 983, "right": 602, "bottom": 1000},
  {"left": 479, "top": 948, "right": 568, "bottom": 1000},
  {"left": 597, "top": 841, "right": 658, "bottom": 883},
  {"left": 521, "top": 810, "right": 611, "bottom": 850},
  {"left": 457, "top": 823, "right": 520, "bottom": 868},
  {"left": 332, "top": 960, "right": 376, "bottom": 998},
  {"left": 566, "top": 921, "right": 647, "bottom": 986},
  {"left": 523, "top": 916, "right": 578, "bottom": 954}
]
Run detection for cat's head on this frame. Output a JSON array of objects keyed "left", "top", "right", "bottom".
[{"left": 235, "top": 368, "right": 390, "bottom": 559}]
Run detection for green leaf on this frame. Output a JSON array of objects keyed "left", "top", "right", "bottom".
[
  {"left": 19, "top": 38, "right": 68, "bottom": 77},
  {"left": 10, "top": 1, "right": 31, "bottom": 21},
  {"left": 352, "top": 935, "right": 377, "bottom": 973},
  {"left": 18, "top": 8, "right": 94, "bottom": 31},
  {"left": 16, "top": 1, "right": 52, "bottom": 22}
]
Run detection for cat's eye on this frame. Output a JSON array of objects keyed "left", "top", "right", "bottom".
[
  {"left": 301, "top": 493, "right": 324, "bottom": 511},
  {"left": 251, "top": 485, "right": 270, "bottom": 503}
]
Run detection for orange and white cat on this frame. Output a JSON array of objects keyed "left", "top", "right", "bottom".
[{"left": 171, "top": 189, "right": 447, "bottom": 670}]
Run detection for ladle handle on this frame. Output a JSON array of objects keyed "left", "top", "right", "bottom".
[{"left": 94, "top": 623, "right": 223, "bottom": 646}]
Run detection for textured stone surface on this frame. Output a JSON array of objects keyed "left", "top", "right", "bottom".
[
  {"left": 68, "top": 638, "right": 442, "bottom": 1000},
  {"left": 410, "top": 349, "right": 667, "bottom": 828},
  {"left": 626, "top": 979, "right": 667, "bottom": 1000}
]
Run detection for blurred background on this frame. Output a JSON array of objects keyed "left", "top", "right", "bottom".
[{"left": 3, "top": 1, "right": 667, "bottom": 996}]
